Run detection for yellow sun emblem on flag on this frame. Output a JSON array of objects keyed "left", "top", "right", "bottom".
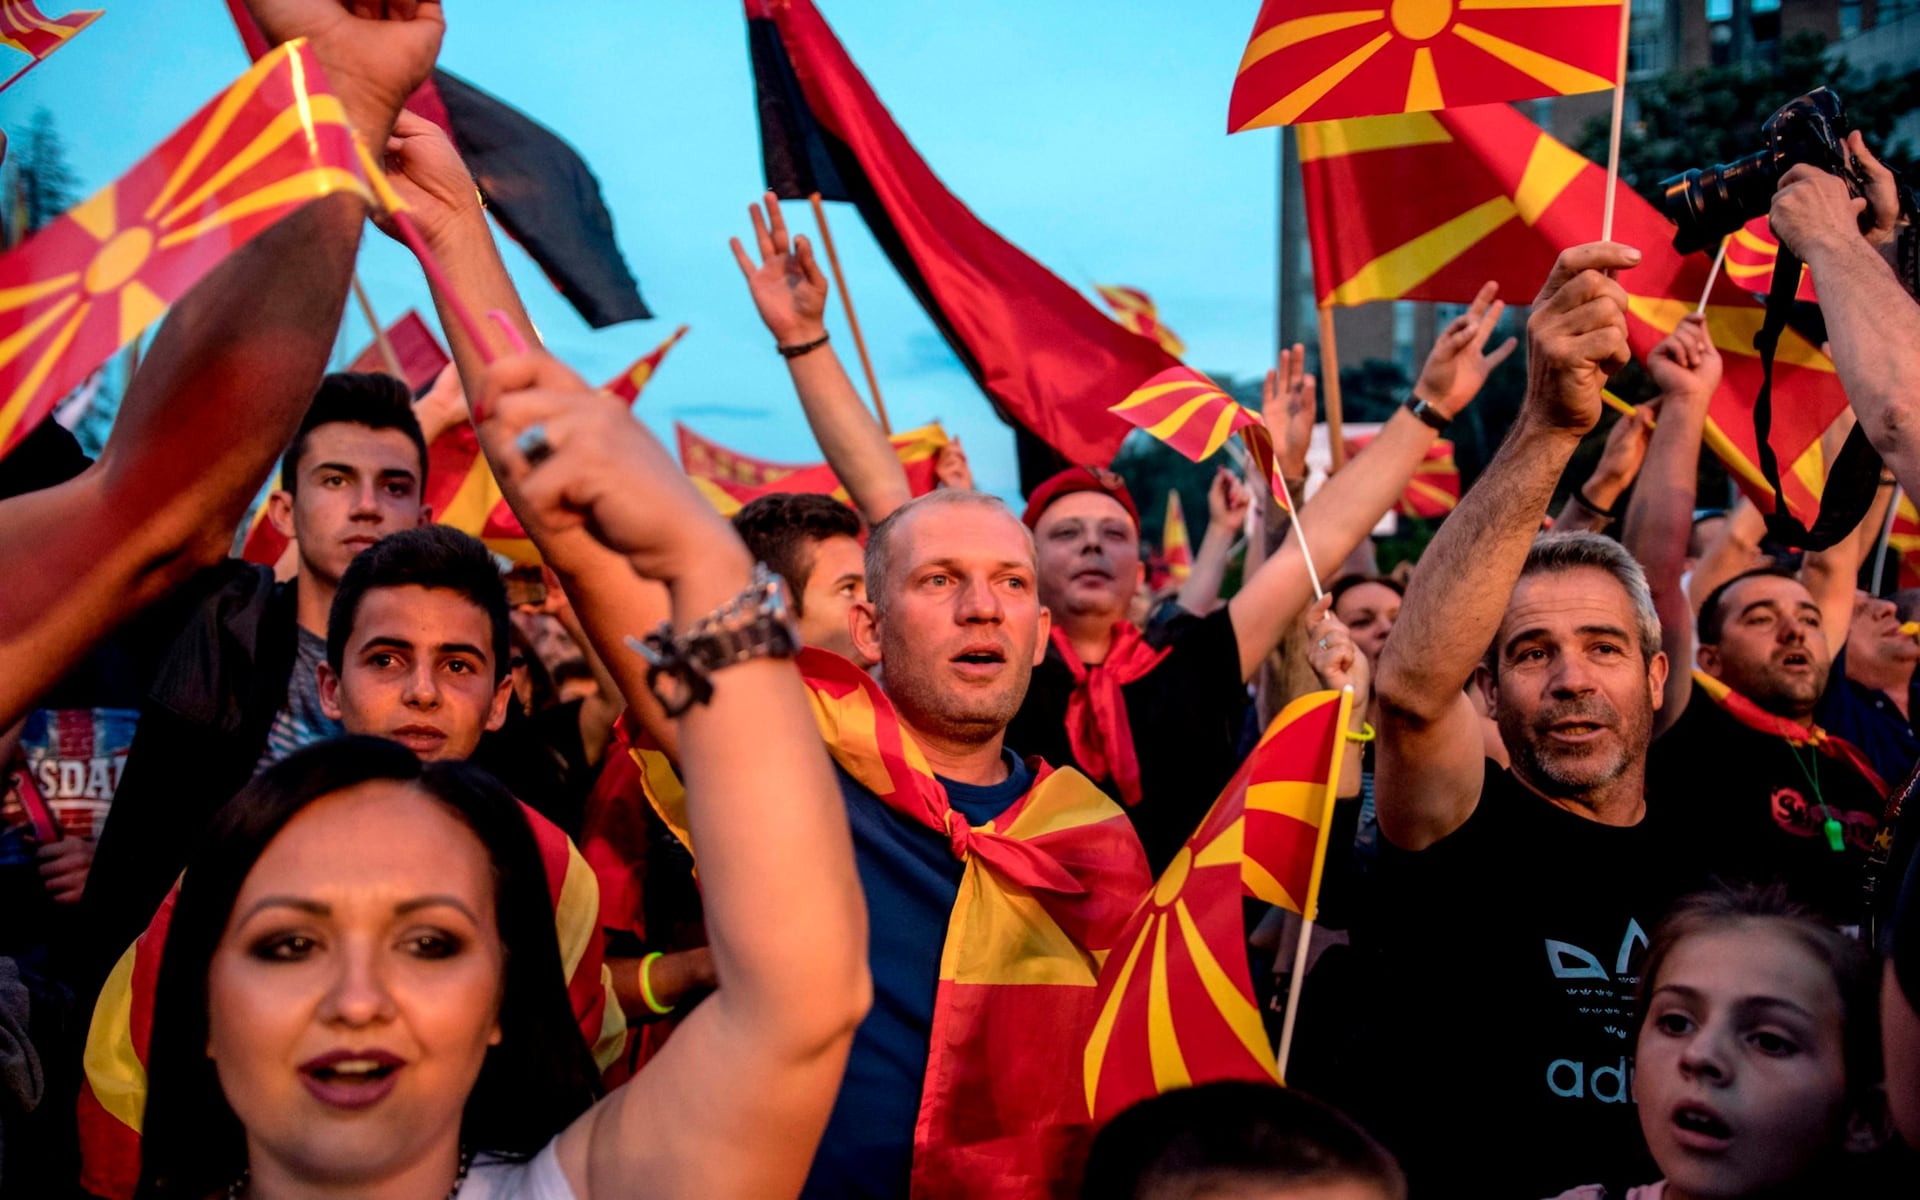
[{"left": 1229, "top": 0, "right": 1624, "bottom": 130}]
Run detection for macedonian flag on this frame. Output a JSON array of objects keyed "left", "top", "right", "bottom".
[
  {"left": 1724, "top": 216, "right": 1819, "bottom": 303},
  {"left": 1163, "top": 489, "right": 1193, "bottom": 585},
  {"left": 1886, "top": 493, "right": 1920, "bottom": 591},
  {"left": 1228, "top": 0, "right": 1622, "bottom": 130},
  {"left": 1110, "top": 367, "right": 1290, "bottom": 510},
  {"left": 1297, "top": 100, "right": 1851, "bottom": 529},
  {"left": 0, "top": 1, "right": 101, "bottom": 93},
  {"left": 1084, "top": 689, "right": 1350, "bottom": 1123},
  {"left": 1096, "top": 284, "right": 1187, "bottom": 358},
  {"left": 1343, "top": 429, "right": 1459, "bottom": 517},
  {"left": 605, "top": 323, "right": 690, "bottom": 404},
  {"left": 0, "top": 40, "right": 380, "bottom": 457},
  {"left": 677, "top": 421, "right": 949, "bottom": 517}
]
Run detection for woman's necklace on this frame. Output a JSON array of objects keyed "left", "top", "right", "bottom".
[{"left": 227, "top": 1149, "right": 473, "bottom": 1199}]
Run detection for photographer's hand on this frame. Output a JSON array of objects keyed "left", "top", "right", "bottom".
[
  {"left": 1848, "top": 131, "right": 1903, "bottom": 254},
  {"left": 1772, "top": 163, "right": 1869, "bottom": 262}
]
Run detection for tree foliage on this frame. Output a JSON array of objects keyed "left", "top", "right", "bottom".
[{"left": 1578, "top": 33, "right": 1920, "bottom": 209}]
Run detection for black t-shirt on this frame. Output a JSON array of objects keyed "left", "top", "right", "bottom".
[
  {"left": 1006, "top": 608, "right": 1246, "bottom": 872},
  {"left": 1649, "top": 687, "right": 1888, "bottom": 930},
  {"left": 1356, "top": 766, "right": 1698, "bottom": 1199}
]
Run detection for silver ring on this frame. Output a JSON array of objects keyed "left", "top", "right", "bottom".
[
  {"left": 515, "top": 422, "right": 554, "bottom": 467},
  {"left": 1317, "top": 637, "right": 1331, "bottom": 650}
]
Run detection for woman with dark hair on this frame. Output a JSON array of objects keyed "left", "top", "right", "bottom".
[{"left": 130, "top": 345, "right": 870, "bottom": 1193}]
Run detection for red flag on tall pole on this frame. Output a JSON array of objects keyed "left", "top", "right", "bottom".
[
  {"left": 745, "top": 0, "right": 1176, "bottom": 468},
  {"left": 0, "top": 1, "right": 101, "bottom": 92},
  {"left": 1296, "top": 101, "right": 1850, "bottom": 528},
  {"left": 0, "top": 40, "right": 381, "bottom": 456}
]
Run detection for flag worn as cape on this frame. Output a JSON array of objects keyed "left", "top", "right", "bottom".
[
  {"left": 225, "top": 1, "right": 648, "bottom": 328},
  {"left": 1229, "top": 0, "right": 1621, "bottom": 130},
  {"left": 677, "top": 420, "right": 948, "bottom": 517},
  {"left": 1084, "top": 689, "right": 1351, "bottom": 1123},
  {"left": 605, "top": 323, "right": 690, "bottom": 403},
  {"left": 0, "top": 39, "right": 382, "bottom": 456},
  {"left": 1162, "top": 490, "right": 1193, "bottom": 585},
  {"left": 1297, "top": 100, "right": 1850, "bottom": 529},
  {"left": 633, "top": 648, "right": 1152, "bottom": 1198},
  {"left": 1096, "top": 285, "right": 1186, "bottom": 358},
  {"left": 0, "top": 0, "right": 101, "bottom": 92},
  {"left": 746, "top": 0, "right": 1175, "bottom": 467},
  {"left": 76, "top": 801, "right": 626, "bottom": 1200}
]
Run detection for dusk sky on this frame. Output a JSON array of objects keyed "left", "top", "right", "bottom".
[{"left": 0, "top": 2, "right": 1289, "bottom": 500}]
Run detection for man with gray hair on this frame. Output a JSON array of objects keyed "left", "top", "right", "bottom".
[{"left": 1351, "top": 245, "right": 1703, "bottom": 1199}]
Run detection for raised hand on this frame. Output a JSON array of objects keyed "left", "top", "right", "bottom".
[
  {"left": 1847, "top": 131, "right": 1904, "bottom": 252},
  {"left": 1645, "top": 313, "right": 1722, "bottom": 409},
  {"left": 1262, "top": 343, "right": 1317, "bottom": 482},
  {"left": 411, "top": 362, "right": 470, "bottom": 443},
  {"left": 1415, "top": 281, "right": 1518, "bottom": 416},
  {"left": 1525, "top": 242, "right": 1638, "bottom": 437},
  {"left": 934, "top": 438, "right": 974, "bottom": 491},
  {"left": 1589, "top": 403, "right": 1657, "bottom": 498},
  {"left": 730, "top": 191, "right": 829, "bottom": 346},
  {"left": 376, "top": 109, "right": 479, "bottom": 244},
  {"left": 241, "top": 0, "right": 444, "bottom": 143},
  {"left": 473, "top": 351, "right": 741, "bottom": 583},
  {"left": 1305, "top": 594, "right": 1368, "bottom": 700},
  {"left": 1207, "top": 468, "right": 1251, "bottom": 530}
]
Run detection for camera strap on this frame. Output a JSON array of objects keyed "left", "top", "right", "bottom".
[{"left": 1751, "top": 243, "right": 1883, "bottom": 549}]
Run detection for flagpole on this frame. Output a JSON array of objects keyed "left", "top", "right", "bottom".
[
  {"left": 350, "top": 274, "right": 405, "bottom": 382},
  {"left": 1697, "top": 237, "right": 1729, "bottom": 315},
  {"left": 1316, "top": 306, "right": 1347, "bottom": 472},
  {"left": 1275, "top": 685, "right": 1355, "bottom": 1083},
  {"left": 1272, "top": 464, "right": 1324, "bottom": 604},
  {"left": 1600, "top": 2, "right": 1632, "bottom": 242},
  {"left": 1873, "top": 484, "right": 1904, "bottom": 595},
  {"left": 807, "top": 193, "right": 893, "bottom": 434}
]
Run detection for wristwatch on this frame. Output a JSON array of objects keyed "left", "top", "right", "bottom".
[
  {"left": 1404, "top": 392, "right": 1452, "bottom": 432},
  {"left": 626, "top": 563, "right": 802, "bottom": 716}
]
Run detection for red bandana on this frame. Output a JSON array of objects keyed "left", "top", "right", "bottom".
[
  {"left": 1693, "top": 670, "right": 1889, "bottom": 795},
  {"left": 1053, "top": 623, "right": 1172, "bottom": 807}
]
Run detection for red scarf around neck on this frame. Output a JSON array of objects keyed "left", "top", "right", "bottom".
[
  {"left": 1052, "top": 622, "right": 1172, "bottom": 808},
  {"left": 1693, "top": 669, "right": 1889, "bottom": 795}
]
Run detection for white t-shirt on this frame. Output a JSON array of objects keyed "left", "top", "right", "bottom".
[{"left": 462, "top": 1144, "right": 576, "bottom": 1200}]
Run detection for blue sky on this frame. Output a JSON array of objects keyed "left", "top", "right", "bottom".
[{"left": 0, "top": 1, "right": 1285, "bottom": 500}]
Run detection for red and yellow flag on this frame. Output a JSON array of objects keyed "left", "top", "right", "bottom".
[
  {"left": 77, "top": 801, "right": 626, "bottom": 1200},
  {"left": 604, "top": 323, "right": 689, "bottom": 403},
  {"left": 1163, "top": 489, "right": 1193, "bottom": 585},
  {"left": 1110, "top": 366, "right": 1290, "bottom": 511},
  {"left": 1228, "top": 0, "right": 1621, "bottom": 130},
  {"left": 1084, "top": 689, "right": 1351, "bottom": 1123},
  {"left": 635, "top": 648, "right": 1152, "bottom": 1197},
  {"left": 1343, "top": 430, "right": 1459, "bottom": 517},
  {"left": 0, "top": 1, "right": 101, "bottom": 92},
  {"left": 1297, "top": 101, "right": 1850, "bottom": 528},
  {"left": 1886, "top": 493, "right": 1920, "bottom": 591},
  {"left": 1724, "top": 216, "right": 1819, "bottom": 303},
  {"left": 1096, "top": 284, "right": 1186, "bottom": 358},
  {"left": 677, "top": 421, "right": 949, "bottom": 517},
  {"left": 0, "top": 40, "right": 381, "bottom": 456},
  {"left": 346, "top": 308, "right": 453, "bottom": 392}
]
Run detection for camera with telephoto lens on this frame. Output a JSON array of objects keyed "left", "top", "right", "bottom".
[{"left": 1658, "top": 87, "right": 1874, "bottom": 255}]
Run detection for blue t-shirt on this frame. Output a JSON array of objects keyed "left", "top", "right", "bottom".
[{"left": 801, "top": 751, "right": 1033, "bottom": 1200}]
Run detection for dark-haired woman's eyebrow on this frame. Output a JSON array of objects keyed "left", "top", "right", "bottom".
[
  {"left": 394, "top": 895, "right": 481, "bottom": 922},
  {"left": 237, "top": 896, "right": 330, "bottom": 925}
]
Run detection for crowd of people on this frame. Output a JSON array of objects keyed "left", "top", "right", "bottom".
[{"left": 6, "top": 2, "right": 1920, "bottom": 1198}]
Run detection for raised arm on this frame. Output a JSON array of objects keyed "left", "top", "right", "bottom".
[
  {"left": 1228, "top": 284, "right": 1516, "bottom": 681},
  {"left": 377, "top": 112, "right": 683, "bottom": 761},
  {"left": 1304, "top": 597, "right": 1370, "bottom": 799},
  {"left": 1688, "top": 497, "right": 1767, "bottom": 615},
  {"left": 1798, "top": 467, "right": 1890, "bottom": 655},
  {"left": 731, "top": 193, "right": 910, "bottom": 524},
  {"left": 1771, "top": 136, "right": 1920, "bottom": 494},
  {"left": 1554, "top": 403, "right": 1654, "bottom": 534},
  {"left": 0, "top": 0, "right": 440, "bottom": 729},
  {"left": 1621, "top": 314, "right": 1720, "bottom": 733},
  {"left": 475, "top": 353, "right": 868, "bottom": 1200},
  {"left": 1177, "top": 470, "right": 1250, "bottom": 615},
  {"left": 1374, "top": 244, "right": 1636, "bottom": 850}
]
